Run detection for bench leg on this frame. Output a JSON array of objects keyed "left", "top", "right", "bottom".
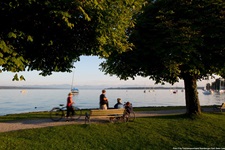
[
  {"left": 107, "top": 116, "right": 119, "bottom": 123},
  {"left": 116, "top": 116, "right": 125, "bottom": 123},
  {"left": 85, "top": 113, "right": 90, "bottom": 124},
  {"left": 109, "top": 117, "right": 113, "bottom": 123},
  {"left": 109, "top": 116, "right": 124, "bottom": 123}
]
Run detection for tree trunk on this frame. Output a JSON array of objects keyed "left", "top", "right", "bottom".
[{"left": 183, "top": 73, "right": 201, "bottom": 115}]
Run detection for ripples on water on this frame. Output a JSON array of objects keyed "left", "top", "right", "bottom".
[{"left": 0, "top": 89, "right": 224, "bottom": 115}]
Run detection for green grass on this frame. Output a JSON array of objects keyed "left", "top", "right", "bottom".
[
  {"left": 0, "top": 110, "right": 89, "bottom": 122},
  {"left": 0, "top": 112, "right": 225, "bottom": 150},
  {"left": 0, "top": 111, "right": 50, "bottom": 122}
]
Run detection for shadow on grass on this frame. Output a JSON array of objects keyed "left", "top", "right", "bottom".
[
  {"left": 139, "top": 111, "right": 225, "bottom": 122},
  {"left": 147, "top": 114, "right": 189, "bottom": 119}
]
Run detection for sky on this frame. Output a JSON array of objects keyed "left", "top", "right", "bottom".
[{"left": 0, "top": 56, "right": 214, "bottom": 88}]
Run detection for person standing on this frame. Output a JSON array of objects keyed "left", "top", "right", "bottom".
[
  {"left": 66, "top": 92, "right": 74, "bottom": 121},
  {"left": 99, "top": 89, "right": 108, "bottom": 109}
]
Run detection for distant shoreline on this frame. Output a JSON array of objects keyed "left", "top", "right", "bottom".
[
  {"left": 0, "top": 86, "right": 204, "bottom": 90},
  {"left": 0, "top": 86, "right": 68, "bottom": 90},
  {"left": 107, "top": 86, "right": 204, "bottom": 90}
]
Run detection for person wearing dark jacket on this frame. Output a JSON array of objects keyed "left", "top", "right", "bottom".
[
  {"left": 99, "top": 89, "right": 108, "bottom": 109},
  {"left": 114, "top": 98, "right": 123, "bottom": 109}
]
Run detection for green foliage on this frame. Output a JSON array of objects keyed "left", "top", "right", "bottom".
[
  {"left": 0, "top": 113, "right": 225, "bottom": 149},
  {"left": 11, "top": 73, "right": 26, "bottom": 81},
  {"left": 100, "top": 0, "right": 225, "bottom": 115},
  {"left": 101, "top": 0, "right": 225, "bottom": 84},
  {"left": 0, "top": 0, "right": 144, "bottom": 76},
  {"left": 93, "top": 0, "right": 145, "bottom": 57}
]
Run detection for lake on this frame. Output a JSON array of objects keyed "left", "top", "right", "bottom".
[{"left": 0, "top": 89, "right": 224, "bottom": 116}]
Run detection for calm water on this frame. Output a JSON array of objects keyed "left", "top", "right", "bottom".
[{"left": 0, "top": 89, "right": 224, "bottom": 116}]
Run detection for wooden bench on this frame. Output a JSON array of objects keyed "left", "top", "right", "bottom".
[
  {"left": 85, "top": 108, "right": 125, "bottom": 124},
  {"left": 213, "top": 103, "right": 225, "bottom": 112}
]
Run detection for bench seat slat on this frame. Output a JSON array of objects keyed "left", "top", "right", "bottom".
[
  {"left": 90, "top": 109, "right": 125, "bottom": 116},
  {"left": 85, "top": 109, "right": 125, "bottom": 124}
]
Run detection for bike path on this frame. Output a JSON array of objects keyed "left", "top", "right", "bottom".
[{"left": 0, "top": 108, "right": 213, "bottom": 133}]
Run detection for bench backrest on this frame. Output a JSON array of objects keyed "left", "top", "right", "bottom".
[{"left": 90, "top": 109, "right": 125, "bottom": 116}]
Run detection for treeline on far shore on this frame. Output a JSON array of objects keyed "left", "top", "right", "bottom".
[
  {"left": 107, "top": 86, "right": 204, "bottom": 90},
  {"left": 0, "top": 86, "right": 205, "bottom": 90},
  {"left": 0, "top": 86, "right": 68, "bottom": 90}
]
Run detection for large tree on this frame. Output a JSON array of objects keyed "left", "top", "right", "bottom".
[
  {"left": 100, "top": 0, "right": 225, "bottom": 115},
  {"left": 0, "top": 0, "right": 144, "bottom": 79}
]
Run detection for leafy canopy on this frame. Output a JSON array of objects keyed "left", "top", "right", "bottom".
[
  {"left": 0, "top": 0, "right": 144, "bottom": 80},
  {"left": 101, "top": 0, "right": 225, "bottom": 85}
]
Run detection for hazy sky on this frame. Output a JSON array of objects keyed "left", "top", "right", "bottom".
[{"left": 0, "top": 56, "right": 213, "bottom": 87}]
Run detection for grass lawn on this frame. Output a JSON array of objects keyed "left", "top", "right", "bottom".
[{"left": 0, "top": 112, "right": 224, "bottom": 150}]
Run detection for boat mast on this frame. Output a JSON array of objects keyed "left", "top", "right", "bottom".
[{"left": 71, "top": 70, "right": 75, "bottom": 90}]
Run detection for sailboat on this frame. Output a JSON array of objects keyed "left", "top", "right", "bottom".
[
  {"left": 71, "top": 70, "right": 79, "bottom": 94},
  {"left": 71, "top": 88, "right": 79, "bottom": 94}
]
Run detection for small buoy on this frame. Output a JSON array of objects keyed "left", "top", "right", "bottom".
[{"left": 20, "top": 90, "right": 27, "bottom": 93}]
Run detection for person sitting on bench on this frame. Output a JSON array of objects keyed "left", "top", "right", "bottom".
[{"left": 114, "top": 98, "right": 123, "bottom": 109}]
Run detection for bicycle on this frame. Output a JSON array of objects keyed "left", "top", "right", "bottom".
[
  {"left": 94, "top": 102, "right": 135, "bottom": 123},
  {"left": 50, "top": 104, "right": 82, "bottom": 121},
  {"left": 119, "top": 102, "right": 136, "bottom": 122}
]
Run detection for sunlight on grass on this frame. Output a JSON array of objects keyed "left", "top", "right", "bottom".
[{"left": 0, "top": 112, "right": 224, "bottom": 149}]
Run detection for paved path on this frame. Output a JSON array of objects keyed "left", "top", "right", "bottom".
[{"left": 0, "top": 108, "right": 213, "bottom": 133}]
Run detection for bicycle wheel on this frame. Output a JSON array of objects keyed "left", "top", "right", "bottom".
[
  {"left": 123, "top": 113, "right": 129, "bottom": 122},
  {"left": 73, "top": 107, "right": 82, "bottom": 120},
  {"left": 128, "top": 111, "right": 136, "bottom": 122},
  {"left": 50, "top": 107, "right": 64, "bottom": 121}
]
